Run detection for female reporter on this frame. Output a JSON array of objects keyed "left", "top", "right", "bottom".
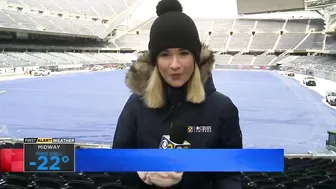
[{"left": 113, "top": 0, "right": 243, "bottom": 188}]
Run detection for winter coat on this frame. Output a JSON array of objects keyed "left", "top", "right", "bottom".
[{"left": 113, "top": 44, "right": 243, "bottom": 189}]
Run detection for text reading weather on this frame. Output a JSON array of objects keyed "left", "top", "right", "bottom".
[{"left": 24, "top": 138, "right": 75, "bottom": 172}]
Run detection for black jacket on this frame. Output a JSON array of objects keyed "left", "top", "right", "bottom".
[{"left": 113, "top": 44, "right": 243, "bottom": 189}]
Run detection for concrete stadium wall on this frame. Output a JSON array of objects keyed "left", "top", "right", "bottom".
[
  {"left": 214, "top": 64, "right": 277, "bottom": 70},
  {"left": 297, "top": 69, "right": 336, "bottom": 83}
]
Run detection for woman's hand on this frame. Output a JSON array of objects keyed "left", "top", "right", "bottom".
[
  {"left": 137, "top": 172, "right": 153, "bottom": 185},
  {"left": 137, "top": 172, "right": 183, "bottom": 187}
]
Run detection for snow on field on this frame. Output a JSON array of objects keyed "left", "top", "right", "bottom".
[
  {"left": 0, "top": 70, "right": 93, "bottom": 82},
  {"left": 279, "top": 71, "right": 336, "bottom": 110}
]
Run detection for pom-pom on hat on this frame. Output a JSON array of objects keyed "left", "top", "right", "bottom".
[{"left": 148, "top": 0, "right": 201, "bottom": 64}]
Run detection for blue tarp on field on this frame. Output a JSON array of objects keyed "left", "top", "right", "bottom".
[{"left": 0, "top": 70, "right": 335, "bottom": 153}]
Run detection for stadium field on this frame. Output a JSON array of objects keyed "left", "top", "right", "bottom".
[{"left": 0, "top": 70, "right": 335, "bottom": 153}]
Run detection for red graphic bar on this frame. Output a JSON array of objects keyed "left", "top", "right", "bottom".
[{"left": 0, "top": 149, "right": 24, "bottom": 172}]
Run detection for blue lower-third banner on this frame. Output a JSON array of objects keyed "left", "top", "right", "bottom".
[{"left": 75, "top": 149, "right": 284, "bottom": 172}]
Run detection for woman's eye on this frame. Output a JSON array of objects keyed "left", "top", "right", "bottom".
[
  {"left": 180, "top": 51, "right": 190, "bottom": 56},
  {"left": 159, "top": 53, "right": 169, "bottom": 57}
]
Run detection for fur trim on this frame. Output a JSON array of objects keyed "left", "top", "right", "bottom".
[{"left": 125, "top": 43, "right": 215, "bottom": 96}]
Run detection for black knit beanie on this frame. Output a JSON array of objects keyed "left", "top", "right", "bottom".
[{"left": 148, "top": 0, "right": 202, "bottom": 65}]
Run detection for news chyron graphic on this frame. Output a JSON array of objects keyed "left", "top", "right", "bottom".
[
  {"left": 24, "top": 138, "right": 75, "bottom": 172},
  {"left": 0, "top": 139, "right": 24, "bottom": 172}
]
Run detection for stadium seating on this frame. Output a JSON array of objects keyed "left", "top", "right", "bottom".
[
  {"left": 0, "top": 52, "right": 31, "bottom": 68},
  {"left": 212, "top": 19, "right": 234, "bottom": 32},
  {"left": 254, "top": 55, "right": 276, "bottom": 66},
  {"left": 7, "top": 12, "right": 329, "bottom": 55},
  {"left": 281, "top": 56, "right": 336, "bottom": 71},
  {"left": 309, "top": 19, "right": 325, "bottom": 31},
  {"left": 229, "top": 33, "right": 251, "bottom": 50},
  {"left": 250, "top": 33, "right": 278, "bottom": 50},
  {"left": 296, "top": 33, "right": 324, "bottom": 50},
  {"left": 5, "top": 0, "right": 135, "bottom": 18},
  {"left": 0, "top": 0, "right": 139, "bottom": 37},
  {"left": 285, "top": 20, "right": 308, "bottom": 33},
  {"left": 233, "top": 19, "right": 256, "bottom": 33},
  {"left": 325, "top": 36, "right": 336, "bottom": 50},
  {"left": 255, "top": 19, "right": 284, "bottom": 33},
  {"left": 209, "top": 32, "right": 229, "bottom": 50},
  {"left": 114, "top": 19, "right": 153, "bottom": 49},
  {"left": 194, "top": 18, "right": 213, "bottom": 42},
  {"left": 0, "top": 52, "right": 135, "bottom": 67},
  {"left": 0, "top": 1, "right": 328, "bottom": 52},
  {"left": 0, "top": 15, "right": 331, "bottom": 69},
  {"left": 215, "top": 55, "right": 232, "bottom": 64},
  {"left": 115, "top": 18, "right": 325, "bottom": 54},
  {"left": 276, "top": 33, "right": 307, "bottom": 50},
  {"left": 0, "top": 3, "right": 332, "bottom": 72},
  {"left": 0, "top": 9, "right": 110, "bottom": 36},
  {"left": 115, "top": 33, "right": 148, "bottom": 49},
  {"left": 231, "top": 55, "right": 254, "bottom": 65},
  {"left": 271, "top": 56, "right": 291, "bottom": 65}
]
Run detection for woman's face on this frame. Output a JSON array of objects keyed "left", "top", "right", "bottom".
[{"left": 157, "top": 48, "right": 195, "bottom": 88}]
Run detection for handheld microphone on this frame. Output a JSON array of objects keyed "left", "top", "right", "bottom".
[{"left": 159, "top": 125, "right": 190, "bottom": 149}]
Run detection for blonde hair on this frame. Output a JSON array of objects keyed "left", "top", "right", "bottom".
[
  {"left": 186, "top": 64, "right": 205, "bottom": 104},
  {"left": 144, "top": 66, "right": 165, "bottom": 108},
  {"left": 144, "top": 64, "right": 205, "bottom": 108}
]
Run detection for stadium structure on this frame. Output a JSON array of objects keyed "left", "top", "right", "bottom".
[
  {"left": 0, "top": 0, "right": 336, "bottom": 188},
  {"left": 0, "top": 0, "right": 335, "bottom": 80}
]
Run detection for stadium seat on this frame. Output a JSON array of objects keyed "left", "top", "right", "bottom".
[
  {"left": 63, "top": 180, "right": 96, "bottom": 189},
  {"left": 0, "top": 174, "right": 29, "bottom": 187},
  {"left": 30, "top": 177, "right": 63, "bottom": 188},
  {"left": 0, "top": 185, "right": 27, "bottom": 189}
]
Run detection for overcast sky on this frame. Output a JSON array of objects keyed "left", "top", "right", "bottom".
[{"left": 131, "top": 0, "right": 238, "bottom": 19}]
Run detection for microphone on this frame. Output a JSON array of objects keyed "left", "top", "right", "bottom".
[
  {"left": 159, "top": 125, "right": 190, "bottom": 149},
  {"left": 140, "top": 125, "right": 188, "bottom": 187}
]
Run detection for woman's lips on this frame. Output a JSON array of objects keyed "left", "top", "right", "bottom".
[{"left": 170, "top": 74, "right": 182, "bottom": 80}]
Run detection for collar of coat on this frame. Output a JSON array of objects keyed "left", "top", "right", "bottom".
[{"left": 125, "top": 43, "right": 215, "bottom": 96}]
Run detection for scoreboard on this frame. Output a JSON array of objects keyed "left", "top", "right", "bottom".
[{"left": 1, "top": 138, "right": 75, "bottom": 172}]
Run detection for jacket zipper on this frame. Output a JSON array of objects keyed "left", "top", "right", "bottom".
[
  {"left": 169, "top": 102, "right": 180, "bottom": 128},
  {"left": 170, "top": 105, "right": 174, "bottom": 128}
]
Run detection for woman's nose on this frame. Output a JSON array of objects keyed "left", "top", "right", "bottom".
[{"left": 170, "top": 56, "right": 181, "bottom": 70}]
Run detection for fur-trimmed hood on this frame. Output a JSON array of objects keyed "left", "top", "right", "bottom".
[{"left": 125, "top": 43, "right": 215, "bottom": 97}]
